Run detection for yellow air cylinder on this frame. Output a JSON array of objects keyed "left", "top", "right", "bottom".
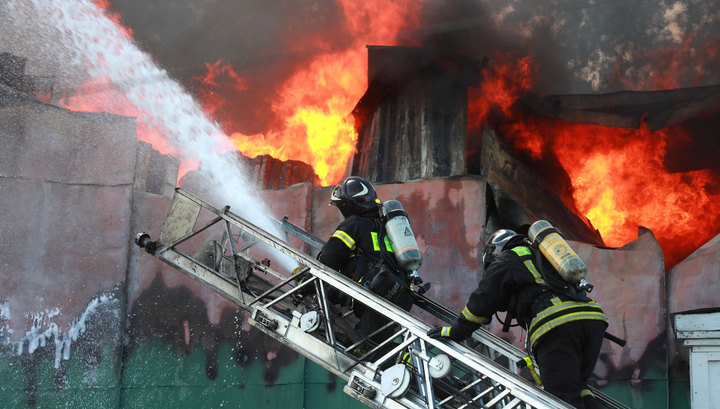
[{"left": 528, "top": 220, "right": 587, "bottom": 284}]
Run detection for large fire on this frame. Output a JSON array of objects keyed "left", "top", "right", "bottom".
[
  {"left": 59, "top": 2, "right": 718, "bottom": 269},
  {"left": 193, "top": 0, "right": 422, "bottom": 185},
  {"left": 502, "top": 117, "right": 720, "bottom": 268},
  {"left": 470, "top": 38, "right": 720, "bottom": 269},
  {"left": 219, "top": 50, "right": 364, "bottom": 186}
]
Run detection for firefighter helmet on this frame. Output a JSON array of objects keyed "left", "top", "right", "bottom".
[
  {"left": 330, "top": 176, "right": 380, "bottom": 217},
  {"left": 482, "top": 229, "right": 518, "bottom": 268}
]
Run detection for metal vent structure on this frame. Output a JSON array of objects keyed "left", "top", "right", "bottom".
[{"left": 135, "top": 188, "right": 628, "bottom": 409}]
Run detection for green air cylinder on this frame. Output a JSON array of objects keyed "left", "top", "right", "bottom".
[
  {"left": 382, "top": 200, "right": 422, "bottom": 272},
  {"left": 528, "top": 220, "right": 587, "bottom": 284}
]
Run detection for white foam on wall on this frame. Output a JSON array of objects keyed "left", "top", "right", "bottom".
[
  {"left": 0, "top": 301, "right": 12, "bottom": 339},
  {"left": 0, "top": 301, "right": 10, "bottom": 321},
  {"left": 14, "top": 294, "right": 119, "bottom": 369}
]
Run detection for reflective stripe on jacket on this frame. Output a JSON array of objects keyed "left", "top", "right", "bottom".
[
  {"left": 319, "top": 214, "right": 396, "bottom": 281},
  {"left": 528, "top": 296, "right": 607, "bottom": 349}
]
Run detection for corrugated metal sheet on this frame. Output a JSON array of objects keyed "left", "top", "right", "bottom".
[
  {"left": 352, "top": 79, "right": 468, "bottom": 182},
  {"left": 245, "top": 154, "right": 318, "bottom": 190},
  {"left": 349, "top": 46, "right": 486, "bottom": 183}
]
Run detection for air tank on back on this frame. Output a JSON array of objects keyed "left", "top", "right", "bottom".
[
  {"left": 382, "top": 200, "right": 422, "bottom": 272},
  {"left": 528, "top": 220, "right": 588, "bottom": 284}
]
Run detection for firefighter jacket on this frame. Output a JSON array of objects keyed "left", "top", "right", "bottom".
[
  {"left": 452, "top": 235, "right": 607, "bottom": 350},
  {"left": 318, "top": 213, "right": 400, "bottom": 283}
]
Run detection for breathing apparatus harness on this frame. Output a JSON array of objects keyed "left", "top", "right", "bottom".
[
  {"left": 351, "top": 207, "right": 415, "bottom": 311},
  {"left": 495, "top": 233, "right": 626, "bottom": 353},
  {"left": 496, "top": 235, "right": 591, "bottom": 334},
  {"left": 492, "top": 236, "right": 592, "bottom": 386},
  {"left": 488, "top": 224, "right": 627, "bottom": 386}
]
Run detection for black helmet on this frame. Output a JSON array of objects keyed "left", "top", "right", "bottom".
[
  {"left": 482, "top": 229, "right": 517, "bottom": 269},
  {"left": 330, "top": 176, "right": 379, "bottom": 218}
]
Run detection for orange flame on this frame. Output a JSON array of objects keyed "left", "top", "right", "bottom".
[
  {"left": 195, "top": 0, "right": 423, "bottom": 186},
  {"left": 468, "top": 53, "right": 536, "bottom": 132},
  {"left": 63, "top": 3, "right": 719, "bottom": 268},
  {"left": 194, "top": 60, "right": 248, "bottom": 122},
  {"left": 226, "top": 49, "right": 365, "bottom": 186},
  {"left": 501, "top": 115, "right": 720, "bottom": 269},
  {"left": 471, "top": 46, "right": 720, "bottom": 268},
  {"left": 62, "top": 1, "right": 422, "bottom": 186},
  {"left": 567, "top": 36, "right": 720, "bottom": 267}
]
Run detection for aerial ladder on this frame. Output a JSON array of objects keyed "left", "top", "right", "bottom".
[{"left": 135, "top": 188, "right": 629, "bottom": 409}]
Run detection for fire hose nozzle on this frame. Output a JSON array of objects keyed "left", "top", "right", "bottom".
[{"left": 135, "top": 232, "right": 158, "bottom": 254}]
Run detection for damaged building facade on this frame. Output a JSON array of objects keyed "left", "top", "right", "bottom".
[{"left": 1, "top": 45, "right": 719, "bottom": 409}]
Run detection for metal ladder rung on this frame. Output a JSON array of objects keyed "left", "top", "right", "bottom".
[
  {"left": 502, "top": 397, "right": 525, "bottom": 409},
  {"left": 458, "top": 384, "right": 504, "bottom": 409},
  {"left": 458, "top": 375, "right": 489, "bottom": 393},
  {"left": 479, "top": 387, "right": 511, "bottom": 408}
]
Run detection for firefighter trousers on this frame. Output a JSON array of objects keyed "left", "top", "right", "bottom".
[{"left": 533, "top": 319, "right": 608, "bottom": 409}]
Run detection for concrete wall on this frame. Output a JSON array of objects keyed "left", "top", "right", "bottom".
[
  {"left": 0, "top": 93, "right": 360, "bottom": 408},
  {"left": 0, "top": 92, "right": 134, "bottom": 406}
]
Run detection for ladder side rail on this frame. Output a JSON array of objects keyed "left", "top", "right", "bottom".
[
  {"left": 414, "top": 334, "right": 572, "bottom": 409},
  {"left": 246, "top": 274, "right": 431, "bottom": 407},
  {"left": 141, "top": 200, "right": 447, "bottom": 407},
  {"left": 277, "top": 216, "right": 326, "bottom": 251},
  {"left": 150, "top": 245, "right": 415, "bottom": 409},
  {"left": 225, "top": 248, "right": 575, "bottom": 408},
  {"left": 413, "top": 293, "right": 528, "bottom": 369},
  {"left": 149, "top": 234, "right": 376, "bottom": 381},
  {"left": 166, "top": 190, "right": 429, "bottom": 328},
  {"left": 590, "top": 386, "right": 631, "bottom": 409},
  {"left": 151, "top": 241, "right": 555, "bottom": 409},
  {"left": 246, "top": 273, "right": 435, "bottom": 409},
  {"left": 249, "top": 305, "right": 370, "bottom": 379},
  {"left": 179, "top": 231, "right": 561, "bottom": 406}
]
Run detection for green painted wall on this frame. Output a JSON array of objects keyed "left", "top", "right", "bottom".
[
  {"left": 0, "top": 334, "right": 367, "bottom": 409},
  {"left": 0, "top": 326, "right": 683, "bottom": 409},
  {"left": 121, "top": 338, "right": 363, "bottom": 408}
]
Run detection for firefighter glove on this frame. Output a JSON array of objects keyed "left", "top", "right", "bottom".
[
  {"left": 427, "top": 326, "right": 462, "bottom": 342},
  {"left": 411, "top": 282, "right": 431, "bottom": 295}
]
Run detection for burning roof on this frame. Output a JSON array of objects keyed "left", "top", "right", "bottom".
[{"left": 349, "top": 45, "right": 720, "bottom": 269}]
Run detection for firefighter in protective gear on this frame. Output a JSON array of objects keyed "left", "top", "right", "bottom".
[
  {"left": 427, "top": 229, "right": 608, "bottom": 409},
  {"left": 318, "top": 177, "right": 414, "bottom": 352}
]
